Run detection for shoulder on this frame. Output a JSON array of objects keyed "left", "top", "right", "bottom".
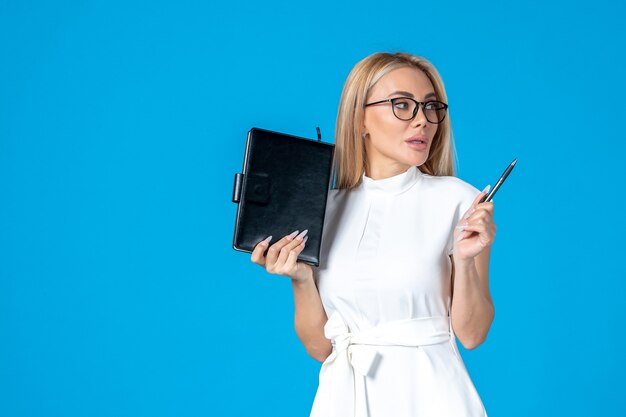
[
  {"left": 318, "top": 188, "right": 356, "bottom": 264},
  {"left": 321, "top": 187, "right": 358, "bottom": 230},
  {"left": 420, "top": 173, "right": 480, "bottom": 205}
]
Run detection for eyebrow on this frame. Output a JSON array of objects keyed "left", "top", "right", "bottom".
[{"left": 387, "top": 91, "right": 437, "bottom": 100}]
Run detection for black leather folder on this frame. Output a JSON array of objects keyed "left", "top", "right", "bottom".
[{"left": 232, "top": 128, "right": 335, "bottom": 266}]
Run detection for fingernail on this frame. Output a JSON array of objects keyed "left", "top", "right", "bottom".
[
  {"left": 482, "top": 184, "right": 491, "bottom": 194},
  {"left": 456, "top": 232, "right": 465, "bottom": 242},
  {"left": 261, "top": 235, "right": 273, "bottom": 245},
  {"left": 286, "top": 230, "right": 299, "bottom": 240},
  {"left": 302, "top": 236, "right": 309, "bottom": 244},
  {"left": 455, "top": 225, "right": 466, "bottom": 230},
  {"left": 295, "top": 229, "right": 308, "bottom": 241}
]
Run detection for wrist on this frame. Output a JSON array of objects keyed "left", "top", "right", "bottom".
[
  {"left": 291, "top": 268, "right": 314, "bottom": 286},
  {"left": 453, "top": 256, "right": 476, "bottom": 272}
]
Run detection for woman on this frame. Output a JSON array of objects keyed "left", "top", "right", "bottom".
[{"left": 251, "top": 52, "right": 495, "bottom": 417}]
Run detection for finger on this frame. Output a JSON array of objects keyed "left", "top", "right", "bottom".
[
  {"left": 458, "top": 223, "right": 494, "bottom": 246},
  {"left": 463, "top": 185, "right": 491, "bottom": 220},
  {"left": 456, "top": 223, "right": 495, "bottom": 242},
  {"left": 265, "top": 230, "right": 300, "bottom": 268},
  {"left": 463, "top": 203, "right": 495, "bottom": 222},
  {"left": 456, "top": 230, "right": 468, "bottom": 242},
  {"left": 274, "top": 230, "right": 308, "bottom": 271},
  {"left": 454, "top": 221, "right": 473, "bottom": 241},
  {"left": 464, "top": 212, "right": 489, "bottom": 226},
  {"left": 476, "top": 201, "right": 495, "bottom": 214},
  {"left": 280, "top": 236, "right": 308, "bottom": 275},
  {"left": 455, "top": 219, "right": 482, "bottom": 235},
  {"left": 251, "top": 235, "right": 273, "bottom": 266}
]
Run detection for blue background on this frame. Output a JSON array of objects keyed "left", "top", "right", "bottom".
[{"left": 1, "top": 0, "right": 625, "bottom": 416}]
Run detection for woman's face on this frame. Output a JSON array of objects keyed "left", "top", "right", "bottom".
[{"left": 363, "top": 66, "right": 439, "bottom": 179}]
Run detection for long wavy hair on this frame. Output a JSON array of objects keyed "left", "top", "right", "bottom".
[{"left": 333, "top": 52, "right": 457, "bottom": 189}]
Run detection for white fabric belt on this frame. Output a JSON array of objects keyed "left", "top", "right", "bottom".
[{"left": 317, "top": 311, "right": 452, "bottom": 417}]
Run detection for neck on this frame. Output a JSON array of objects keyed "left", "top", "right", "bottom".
[{"left": 365, "top": 161, "right": 412, "bottom": 180}]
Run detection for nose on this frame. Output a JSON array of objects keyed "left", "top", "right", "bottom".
[{"left": 410, "top": 104, "right": 429, "bottom": 128}]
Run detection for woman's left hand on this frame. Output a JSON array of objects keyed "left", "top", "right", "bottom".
[{"left": 452, "top": 186, "right": 496, "bottom": 261}]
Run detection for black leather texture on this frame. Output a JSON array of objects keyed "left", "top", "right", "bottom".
[{"left": 232, "top": 128, "right": 335, "bottom": 266}]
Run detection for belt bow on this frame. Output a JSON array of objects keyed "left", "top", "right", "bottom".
[{"left": 314, "top": 312, "right": 452, "bottom": 417}]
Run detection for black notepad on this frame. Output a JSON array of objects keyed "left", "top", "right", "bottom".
[{"left": 231, "top": 128, "right": 335, "bottom": 266}]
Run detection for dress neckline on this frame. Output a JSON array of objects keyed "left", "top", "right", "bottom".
[{"left": 361, "top": 165, "right": 422, "bottom": 195}]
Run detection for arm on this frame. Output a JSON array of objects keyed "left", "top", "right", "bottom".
[
  {"left": 449, "top": 186, "right": 496, "bottom": 350},
  {"left": 450, "top": 247, "right": 495, "bottom": 350},
  {"left": 251, "top": 231, "right": 332, "bottom": 362},
  {"left": 291, "top": 270, "right": 332, "bottom": 362}
]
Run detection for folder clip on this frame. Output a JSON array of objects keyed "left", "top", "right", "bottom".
[
  {"left": 232, "top": 173, "right": 243, "bottom": 203},
  {"left": 232, "top": 173, "right": 270, "bottom": 204}
]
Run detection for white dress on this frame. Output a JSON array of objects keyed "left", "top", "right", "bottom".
[{"left": 310, "top": 165, "right": 488, "bottom": 417}]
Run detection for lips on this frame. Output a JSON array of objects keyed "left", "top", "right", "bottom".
[{"left": 405, "top": 135, "right": 429, "bottom": 145}]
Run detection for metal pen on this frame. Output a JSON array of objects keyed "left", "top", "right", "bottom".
[{"left": 479, "top": 158, "right": 517, "bottom": 203}]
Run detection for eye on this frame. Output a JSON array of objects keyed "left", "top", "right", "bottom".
[
  {"left": 393, "top": 99, "right": 411, "bottom": 110},
  {"left": 425, "top": 101, "right": 445, "bottom": 111}
]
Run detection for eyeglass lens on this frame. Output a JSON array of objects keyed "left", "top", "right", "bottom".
[{"left": 392, "top": 98, "right": 446, "bottom": 123}]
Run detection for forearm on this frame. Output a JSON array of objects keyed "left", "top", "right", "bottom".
[
  {"left": 450, "top": 258, "right": 494, "bottom": 349},
  {"left": 291, "top": 271, "right": 332, "bottom": 362}
]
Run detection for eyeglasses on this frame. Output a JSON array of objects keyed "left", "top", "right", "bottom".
[{"left": 364, "top": 97, "right": 448, "bottom": 124}]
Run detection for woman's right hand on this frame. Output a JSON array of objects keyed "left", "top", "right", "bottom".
[{"left": 250, "top": 230, "right": 313, "bottom": 282}]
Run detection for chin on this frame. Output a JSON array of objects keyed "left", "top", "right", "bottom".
[{"left": 403, "top": 154, "right": 429, "bottom": 167}]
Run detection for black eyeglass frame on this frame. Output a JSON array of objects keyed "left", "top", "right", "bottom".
[{"left": 364, "top": 97, "right": 449, "bottom": 124}]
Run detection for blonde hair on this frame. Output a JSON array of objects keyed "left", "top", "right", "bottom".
[{"left": 333, "top": 52, "right": 457, "bottom": 189}]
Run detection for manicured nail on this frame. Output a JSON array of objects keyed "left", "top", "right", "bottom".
[
  {"left": 482, "top": 184, "right": 491, "bottom": 194},
  {"left": 295, "top": 229, "right": 308, "bottom": 241},
  {"left": 261, "top": 235, "right": 273, "bottom": 245},
  {"left": 302, "top": 236, "right": 309, "bottom": 245},
  {"left": 286, "top": 230, "right": 299, "bottom": 240}
]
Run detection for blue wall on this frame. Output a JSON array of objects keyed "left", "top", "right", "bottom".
[{"left": 1, "top": 0, "right": 625, "bottom": 416}]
